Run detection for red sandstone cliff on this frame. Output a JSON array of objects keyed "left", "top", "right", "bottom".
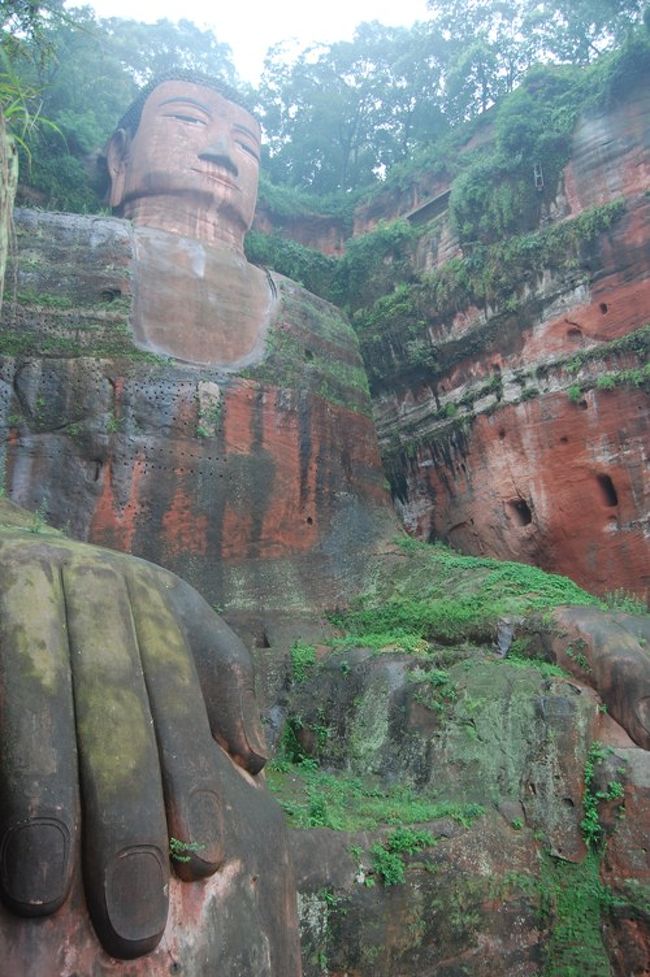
[
  {"left": 367, "top": 82, "right": 650, "bottom": 602},
  {"left": 0, "top": 210, "right": 394, "bottom": 615}
]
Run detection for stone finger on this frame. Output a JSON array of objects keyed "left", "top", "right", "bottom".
[
  {"left": 165, "top": 575, "right": 268, "bottom": 774},
  {"left": 127, "top": 568, "right": 228, "bottom": 881},
  {"left": 63, "top": 560, "right": 169, "bottom": 960},
  {"left": 0, "top": 557, "right": 79, "bottom": 916}
]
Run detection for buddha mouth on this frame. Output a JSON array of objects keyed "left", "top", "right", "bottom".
[{"left": 191, "top": 167, "right": 239, "bottom": 191}]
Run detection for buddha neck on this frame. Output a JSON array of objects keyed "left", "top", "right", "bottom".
[{"left": 121, "top": 196, "right": 247, "bottom": 254}]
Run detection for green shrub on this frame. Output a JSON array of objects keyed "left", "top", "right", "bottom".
[
  {"left": 580, "top": 742, "right": 625, "bottom": 850},
  {"left": 291, "top": 640, "right": 316, "bottom": 682},
  {"left": 335, "top": 219, "right": 417, "bottom": 313},
  {"left": 245, "top": 230, "right": 339, "bottom": 301},
  {"left": 291, "top": 641, "right": 317, "bottom": 682},
  {"left": 370, "top": 828, "right": 436, "bottom": 885}
]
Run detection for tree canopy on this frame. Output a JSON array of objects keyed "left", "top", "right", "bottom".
[
  {"left": 258, "top": 22, "right": 447, "bottom": 194},
  {"left": 0, "top": 0, "right": 647, "bottom": 209}
]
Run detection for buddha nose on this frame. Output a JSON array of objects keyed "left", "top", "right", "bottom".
[{"left": 198, "top": 138, "right": 238, "bottom": 177}]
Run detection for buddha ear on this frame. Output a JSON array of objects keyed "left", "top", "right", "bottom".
[{"left": 106, "top": 128, "right": 129, "bottom": 209}]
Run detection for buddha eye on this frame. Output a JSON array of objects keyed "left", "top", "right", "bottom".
[
  {"left": 237, "top": 141, "right": 259, "bottom": 162},
  {"left": 165, "top": 113, "right": 207, "bottom": 126}
]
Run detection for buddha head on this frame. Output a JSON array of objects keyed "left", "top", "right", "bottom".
[{"left": 107, "top": 74, "right": 261, "bottom": 251}]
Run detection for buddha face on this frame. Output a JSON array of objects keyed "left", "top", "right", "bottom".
[{"left": 108, "top": 80, "right": 261, "bottom": 238}]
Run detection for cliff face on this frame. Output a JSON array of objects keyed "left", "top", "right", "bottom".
[
  {"left": 369, "top": 83, "right": 650, "bottom": 602},
  {"left": 1, "top": 79, "right": 650, "bottom": 977},
  {"left": 253, "top": 204, "right": 347, "bottom": 256},
  {"left": 0, "top": 210, "right": 394, "bottom": 616},
  {"left": 270, "top": 545, "right": 650, "bottom": 977}
]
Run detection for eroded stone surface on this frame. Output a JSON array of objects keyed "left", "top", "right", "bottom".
[
  {"left": 275, "top": 638, "right": 650, "bottom": 977},
  {"left": 0, "top": 209, "right": 394, "bottom": 616},
  {"left": 366, "top": 85, "right": 650, "bottom": 602},
  {"left": 292, "top": 815, "right": 543, "bottom": 977}
]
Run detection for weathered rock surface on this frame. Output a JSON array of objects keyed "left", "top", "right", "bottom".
[
  {"left": 0, "top": 209, "right": 394, "bottom": 618},
  {"left": 544, "top": 605, "right": 650, "bottom": 748},
  {"left": 253, "top": 83, "right": 649, "bottom": 602},
  {"left": 257, "top": 532, "right": 650, "bottom": 977},
  {"left": 292, "top": 815, "right": 544, "bottom": 977},
  {"left": 366, "top": 83, "right": 650, "bottom": 602},
  {"left": 274, "top": 633, "right": 650, "bottom": 977},
  {"left": 286, "top": 648, "right": 597, "bottom": 856}
]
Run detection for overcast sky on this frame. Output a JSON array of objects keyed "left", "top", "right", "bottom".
[{"left": 79, "top": 0, "right": 431, "bottom": 82}]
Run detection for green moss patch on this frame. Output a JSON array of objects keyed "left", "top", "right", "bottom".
[
  {"left": 330, "top": 536, "right": 599, "bottom": 649},
  {"left": 267, "top": 759, "right": 484, "bottom": 833}
]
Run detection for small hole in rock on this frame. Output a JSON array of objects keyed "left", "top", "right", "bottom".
[
  {"left": 100, "top": 288, "right": 121, "bottom": 302},
  {"left": 498, "top": 428, "right": 506, "bottom": 440},
  {"left": 304, "top": 348, "right": 314, "bottom": 361},
  {"left": 562, "top": 797, "right": 575, "bottom": 808},
  {"left": 560, "top": 436, "right": 568, "bottom": 444},
  {"left": 508, "top": 498, "right": 532, "bottom": 526},
  {"left": 599, "top": 302, "right": 608, "bottom": 314},
  {"left": 306, "top": 516, "right": 313, "bottom": 525},
  {"left": 567, "top": 327, "right": 582, "bottom": 339},
  {"left": 596, "top": 473, "right": 618, "bottom": 507}
]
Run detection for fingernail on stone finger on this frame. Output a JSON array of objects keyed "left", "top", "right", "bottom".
[
  {"left": 103, "top": 846, "right": 168, "bottom": 958},
  {"left": 187, "top": 789, "right": 224, "bottom": 872},
  {"left": 0, "top": 818, "right": 70, "bottom": 914}
]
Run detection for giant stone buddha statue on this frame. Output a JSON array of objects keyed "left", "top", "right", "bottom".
[
  {"left": 106, "top": 76, "right": 274, "bottom": 369},
  {"left": 0, "top": 73, "right": 318, "bottom": 975},
  {"left": 2, "top": 72, "right": 394, "bottom": 619},
  {"left": 3, "top": 70, "right": 650, "bottom": 977}
]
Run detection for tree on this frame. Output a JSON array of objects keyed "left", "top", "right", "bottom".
[
  {"left": 258, "top": 21, "right": 447, "bottom": 194},
  {"left": 101, "top": 16, "right": 237, "bottom": 86},
  {"left": 427, "top": 0, "right": 645, "bottom": 121},
  {"left": 537, "top": 0, "right": 646, "bottom": 63}
]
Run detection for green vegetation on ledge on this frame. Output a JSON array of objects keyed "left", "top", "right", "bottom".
[
  {"left": 541, "top": 854, "right": 618, "bottom": 977},
  {"left": 245, "top": 230, "right": 339, "bottom": 302},
  {"left": 330, "top": 536, "right": 599, "bottom": 650},
  {"left": 245, "top": 217, "right": 418, "bottom": 312},
  {"left": 267, "top": 758, "right": 484, "bottom": 833},
  {"left": 356, "top": 199, "right": 626, "bottom": 387}
]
